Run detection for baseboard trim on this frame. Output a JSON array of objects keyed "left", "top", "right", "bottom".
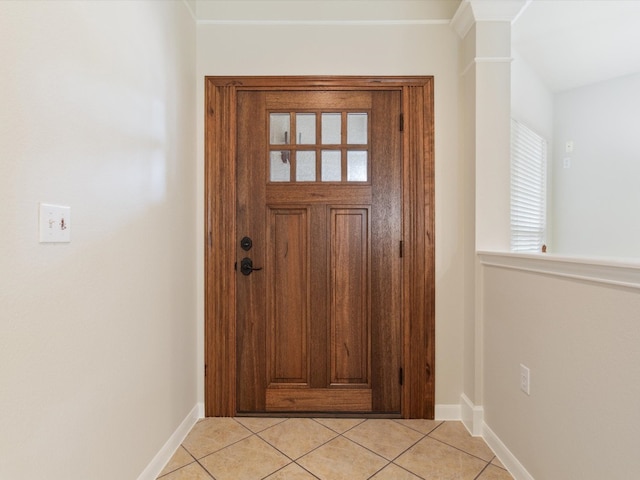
[
  {"left": 482, "top": 422, "right": 535, "bottom": 480},
  {"left": 460, "top": 394, "right": 484, "bottom": 436},
  {"left": 136, "top": 403, "right": 203, "bottom": 480},
  {"left": 435, "top": 403, "right": 461, "bottom": 421}
]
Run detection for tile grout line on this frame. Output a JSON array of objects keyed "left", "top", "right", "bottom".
[
  {"left": 472, "top": 461, "right": 493, "bottom": 480},
  {"left": 391, "top": 418, "right": 444, "bottom": 436},
  {"left": 488, "top": 455, "right": 511, "bottom": 472},
  {"left": 247, "top": 419, "right": 334, "bottom": 479},
  {"left": 348, "top": 427, "right": 426, "bottom": 464},
  {"left": 425, "top": 423, "right": 500, "bottom": 466},
  {"left": 301, "top": 419, "right": 427, "bottom": 479},
  {"left": 288, "top": 462, "right": 323, "bottom": 480},
  {"left": 233, "top": 416, "right": 289, "bottom": 434},
  {"left": 162, "top": 418, "right": 510, "bottom": 480},
  {"left": 182, "top": 421, "right": 255, "bottom": 462},
  {"left": 256, "top": 418, "right": 340, "bottom": 461},
  {"left": 155, "top": 446, "right": 198, "bottom": 479},
  {"left": 261, "top": 418, "right": 447, "bottom": 479},
  {"left": 426, "top": 434, "right": 496, "bottom": 465},
  {"left": 269, "top": 419, "right": 392, "bottom": 479},
  {"left": 310, "top": 416, "right": 367, "bottom": 435},
  {"left": 366, "top": 460, "right": 427, "bottom": 480},
  {"left": 194, "top": 457, "right": 217, "bottom": 480}
]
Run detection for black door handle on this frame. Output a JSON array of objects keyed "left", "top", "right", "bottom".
[{"left": 240, "top": 257, "right": 263, "bottom": 276}]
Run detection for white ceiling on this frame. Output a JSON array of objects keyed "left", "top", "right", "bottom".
[{"left": 512, "top": 0, "right": 640, "bottom": 93}]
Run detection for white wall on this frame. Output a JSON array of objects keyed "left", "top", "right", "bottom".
[
  {"left": 511, "top": 50, "right": 554, "bottom": 145},
  {"left": 552, "top": 72, "right": 640, "bottom": 258},
  {"left": 196, "top": 5, "right": 466, "bottom": 406},
  {"left": 0, "top": 2, "right": 197, "bottom": 479},
  {"left": 482, "top": 262, "right": 640, "bottom": 479}
]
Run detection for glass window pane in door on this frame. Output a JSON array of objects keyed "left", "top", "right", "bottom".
[
  {"left": 296, "top": 114, "right": 316, "bottom": 144},
  {"left": 321, "top": 150, "right": 342, "bottom": 182},
  {"left": 270, "top": 113, "right": 290, "bottom": 145},
  {"left": 296, "top": 151, "right": 316, "bottom": 181},
  {"left": 347, "top": 113, "right": 368, "bottom": 144},
  {"left": 270, "top": 151, "right": 290, "bottom": 182},
  {"left": 321, "top": 113, "right": 341, "bottom": 144},
  {"left": 347, "top": 151, "right": 368, "bottom": 181}
]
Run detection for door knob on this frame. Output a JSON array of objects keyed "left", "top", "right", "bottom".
[{"left": 240, "top": 257, "right": 263, "bottom": 276}]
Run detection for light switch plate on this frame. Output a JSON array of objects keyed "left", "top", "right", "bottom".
[{"left": 39, "top": 203, "right": 71, "bottom": 243}]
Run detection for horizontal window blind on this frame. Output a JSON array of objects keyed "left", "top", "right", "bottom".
[{"left": 511, "top": 119, "right": 547, "bottom": 252}]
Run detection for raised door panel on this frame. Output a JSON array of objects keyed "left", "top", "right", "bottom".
[
  {"left": 267, "top": 207, "right": 310, "bottom": 387},
  {"left": 330, "top": 207, "right": 370, "bottom": 386}
]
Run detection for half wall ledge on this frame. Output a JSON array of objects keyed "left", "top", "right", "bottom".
[{"left": 478, "top": 251, "right": 640, "bottom": 291}]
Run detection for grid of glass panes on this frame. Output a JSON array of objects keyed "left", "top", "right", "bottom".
[{"left": 269, "top": 111, "right": 369, "bottom": 183}]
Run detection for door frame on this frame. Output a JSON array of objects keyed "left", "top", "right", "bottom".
[{"left": 204, "top": 76, "right": 435, "bottom": 418}]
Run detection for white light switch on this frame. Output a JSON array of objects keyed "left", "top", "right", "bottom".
[{"left": 39, "top": 203, "right": 71, "bottom": 243}]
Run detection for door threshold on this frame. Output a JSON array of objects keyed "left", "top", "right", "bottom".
[{"left": 234, "top": 412, "right": 402, "bottom": 419}]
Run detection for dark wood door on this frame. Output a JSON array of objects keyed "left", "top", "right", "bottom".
[{"left": 236, "top": 90, "right": 402, "bottom": 413}]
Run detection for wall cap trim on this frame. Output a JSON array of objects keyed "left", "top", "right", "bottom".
[{"left": 478, "top": 251, "right": 640, "bottom": 290}]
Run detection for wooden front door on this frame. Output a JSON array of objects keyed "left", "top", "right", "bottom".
[
  {"left": 205, "top": 76, "right": 434, "bottom": 419},
  {"left": 236, "top": 90, "right": 401, "bottom": 413}
]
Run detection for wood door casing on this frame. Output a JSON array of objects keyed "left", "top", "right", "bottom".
[{"left": 205, "top": 77, "right": 435, "bottom": 419}]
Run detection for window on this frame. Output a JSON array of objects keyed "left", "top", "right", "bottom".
[
  {"left": 269, "top": 111, "right": 370, "bottom": 183},
  {"left": 510, "top": 119, "right": 547, "bottom": 252}
]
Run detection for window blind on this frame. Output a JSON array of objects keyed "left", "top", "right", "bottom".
[{"left": 510, "top": 119, "right": 547, "bottom": 252}]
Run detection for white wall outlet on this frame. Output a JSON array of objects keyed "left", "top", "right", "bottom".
[
  {"left": 520, "top": 363, "right": 531, "bottom": 395},
  {"left": 39, "top": 203, "right": 71, "bottom": 243},
  {"left": 563, "top": 157, "right": 571, "bottom": 169}
]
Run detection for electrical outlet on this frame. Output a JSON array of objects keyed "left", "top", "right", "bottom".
[{"left": 520, "top": 364, "right": 530, "bottom": 395}]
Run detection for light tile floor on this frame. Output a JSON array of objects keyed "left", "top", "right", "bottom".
[{"left": 157, "top": 418, "right": 513, "bottom": 480}]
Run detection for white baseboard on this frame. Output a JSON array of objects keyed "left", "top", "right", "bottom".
[
  {"left": 482, "top": 422, "right": 535, "bottom": 480},
  {"left": 435, "top": 403, "right": 462, "bottom": 420},
  {"left": 136, "top": 402, "right": 203, "bottom": 480},
  {"left": 460, "top": 394, "right": 484, "bottom": 436}
]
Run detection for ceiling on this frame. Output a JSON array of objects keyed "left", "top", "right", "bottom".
[{"left": 512, "top": 0, "right": 640, "bottom": 93}]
